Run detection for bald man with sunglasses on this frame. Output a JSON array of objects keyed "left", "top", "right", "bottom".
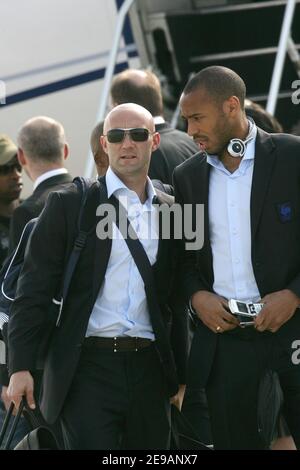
[{"left": 7, "top": 103, "right": 187, "bottom": 450}]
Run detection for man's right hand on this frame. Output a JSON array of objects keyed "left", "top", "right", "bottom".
[
  {"left": 191, "top": 290, "right": 239, "bottom": 333},
  {"left": 7, "top": 371, "right": 35, "bottom": 411}
]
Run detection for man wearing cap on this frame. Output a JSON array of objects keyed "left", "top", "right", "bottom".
[
  {"left": 0, "top": 135, "right": 23, "bottom": 268},
  {"left": 0, "top": 134, "right": 24, "bottom": 449}
]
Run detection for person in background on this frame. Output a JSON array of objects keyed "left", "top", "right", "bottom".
[
  {"left": 0, "top": 135, "right": 22, "bottom": 267},
  {"left": 110, "top": 68, "right": 198, "bottom": 185},
  {"left": 90, "top": 121, "right": 108, "bottom": 177},
  {"left": 3, "top": 117, "right": 71, "bottom": 448},
  {"left": 9, "top": 116, "right": 72, "bottom": 249},
  {"left": 0, "top": 134, "right": 24, "bottom": 449},
  {"left": 245, "top": 99, "right": 283, "bottom": 133}
]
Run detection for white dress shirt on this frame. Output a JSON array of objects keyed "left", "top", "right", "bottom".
[
  {"left": 206, "top": 125, "right": 261, "bottom": 302},
  {"left": 33, "top": 168, "right": 69, "bottom": 191},
  {"left": 86, "top": 167, "right": 159, "bottom": 339}
]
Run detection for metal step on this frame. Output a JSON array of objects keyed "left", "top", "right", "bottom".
[
  {"left": 146, "top": 0, "right": 300, "bottom": 17},
  {"left": 193, "top": 0, "right": 300, "bottom": 15},
  {"left": 190, "top": 44, "right": 300, "bottom": 63}
]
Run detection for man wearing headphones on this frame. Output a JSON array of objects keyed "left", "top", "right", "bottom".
[{"left": 173, "top": 66, "right": 300, "bottom": 449}]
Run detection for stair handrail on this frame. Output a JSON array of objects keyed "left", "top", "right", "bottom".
[
  {"left": 84, "top": 0, "right": 135, "bottom": 178},
  {"left": 266, "top": 0, "right": 296, "bottom": 115}
]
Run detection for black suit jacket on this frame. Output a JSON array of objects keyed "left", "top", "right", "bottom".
[
  {"left": 8, "top": 179, "right": 188, "bottom": 424},
  {"left": 148, "top": 122, "right": 198, "bottom": 185},
  {"left": 173, "top": 129, "right": 300, "bottom": 387},
  {"left": 9, "top": 173, "right": 73, "bottom": 250}
]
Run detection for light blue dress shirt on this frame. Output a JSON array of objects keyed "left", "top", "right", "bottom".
[
  {"left": 86, "top": 167, "right": 159, "bottom": 339},
  {"left": 206, "top": 124, "right": 261, "bottom": 302}
]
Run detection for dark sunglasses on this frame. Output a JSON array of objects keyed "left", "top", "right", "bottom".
[
  {"left": 105, "top": 127, "right": 153, "bottom": 143},
  {"left": 0, "top": 162, "right": 22, "bottom": 175}
]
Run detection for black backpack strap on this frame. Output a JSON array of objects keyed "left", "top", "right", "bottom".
[
  {"left": 0, "top": 400, "right": 24, "bottom": 450},
  {"left": 109, "top": 194, "right": 154, "bottom": 288},
  {"left": 1, "top": 218, "right": 38, "bottom": 290},
  {"left": 55, "top": 177, "right": 107, "bottom": 326},
  {"left": 109, "top": 195, "right": 175, "bottom": 367}
]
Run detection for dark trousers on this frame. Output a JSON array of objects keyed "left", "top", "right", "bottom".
[
  {"left": 206, "top": 327, "right": 300, "bottom": 450},
  {"left": 181, "top": 388, "right": 212, "bottom": 445},
  {"left": 60, "top": 343, "right": 171, "bottom": 450},
  {"left": 181, "top": 317, "right": 212, "bottom": 445}
]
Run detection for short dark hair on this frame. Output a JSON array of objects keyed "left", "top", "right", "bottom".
[
  {"left": 183, "top": 66, "right": 246, "bottom": 110},
  {"left": 111, "top": 69, "right": 163, "bottom": 116},
  {"left": 245, "top": 100, "right": 283, "bottom": 133},
  {"left": 90, "top": 121, "right": 104, "bottom": 157}
]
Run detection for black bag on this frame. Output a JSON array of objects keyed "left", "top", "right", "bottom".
[
  {"left": 170, "top": 405, "right": 211, "bottom": 450},
  {"left": 0, "top": 399, "right": 59, "bottom": 450},
  {"left": 14, "top": 426, "right": 59, "bottom": 450},
  {"left": 257, "top": 369, "right": 283, "bottom": 448}
]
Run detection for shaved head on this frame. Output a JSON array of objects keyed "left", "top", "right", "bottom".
[
  {"left": 101, "top": 103, "right": 160, "bottom": 181},
  {"left": 104, "top": 103, "right": 155, "bottom": 134}
]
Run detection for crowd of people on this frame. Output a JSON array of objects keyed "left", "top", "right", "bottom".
[{"left": 0, "top": 65, "right": 300, "bottom": 450}]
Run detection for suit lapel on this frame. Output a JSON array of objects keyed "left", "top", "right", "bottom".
[
  {"left": 202, "top": 159, "right": 212, "bottom": 257},
  {"left": 151, "top": 194, "right": 169, "bottom": 275},
  {"left": 203, "top": 161, "right": 214, "bottom": 286},
  {"left": 194, "top": 157, "right": 214, "bottom": 284},
  {"left": 250, "top": 129, "right": 276, "bottom": 238}
]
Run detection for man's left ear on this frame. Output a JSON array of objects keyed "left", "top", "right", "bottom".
[
  {"left": 152, "top": 132, "right": 160, "bottom": 151},
  {"left": 223, "top": 96, "right": 240, "bottom": 116}
]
